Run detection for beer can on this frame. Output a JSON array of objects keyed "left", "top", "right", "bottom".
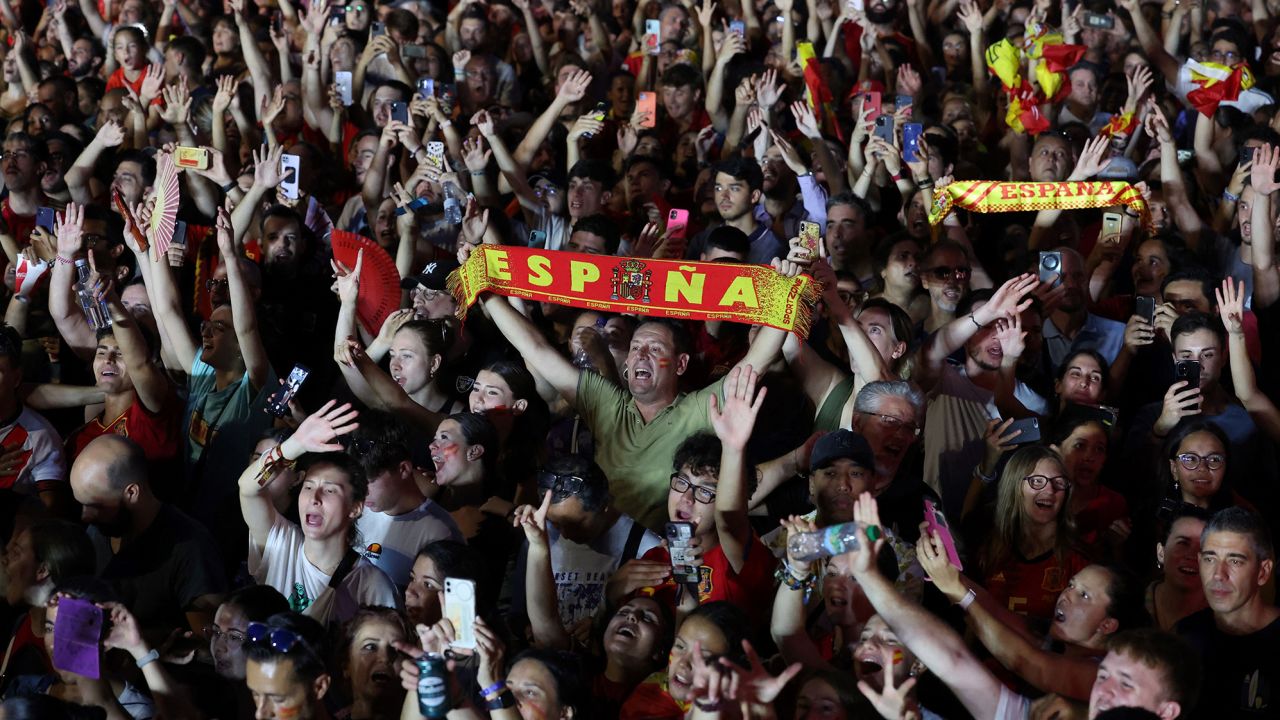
[{"left": 416, "top": 653, "right": 449, "bottom": 719}]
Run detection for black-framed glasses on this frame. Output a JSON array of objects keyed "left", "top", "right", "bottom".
[
  {"left": 246, "top": 622, "right": 300, "bottom": 653},
  {"left": 1176, "top": 453, "right": 1225, "bottom": 471},
  {"left": 536, "top": 471, "right": 588, "bottom": 497},
  {"left": 204, "top": 625, "right": 246, "bottom": 646},
  {"left": 670, "top": 474, "right": 716, "bottom": 504},
  {"left": 1025, "top": 475, "right": 1070, "bottom": 492},
  {"left": 859, "top": 411, "right": 921, "bottom": 437},
  {"left": 925, "top": 265, "right": 971, "bottom": 281},
  {"left": 83, "top": 233, "right": 108, "bottom": 248}
]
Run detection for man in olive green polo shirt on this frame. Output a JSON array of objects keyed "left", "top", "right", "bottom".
[{"left": 480, "top": 290, "right": 792, "bottom": 531}]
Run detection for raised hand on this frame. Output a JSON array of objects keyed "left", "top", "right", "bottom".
[
  {"left": 993, "top": 312, "right": 1025, "bottom": 361},
  {"left": 95, "top": 119, "right": 125, "bottom": 149},
  {"left": 252, "top": 145, "right": 285, "bottom": 186},
  {"left": 847, "top": 492, "right": 887, "bottom": 579},
  {"left": 569, "top": 113, "right": 604, "bottom": 142},
  {"left": 1250, "top": 144, "right": 1280, "bottom": 195},
  {"left": 473, "top": 617, "right": 506, "bottom": 690},
  {"left": 260, "top": 85, "right": 287, "bottom": 128},
  {"left": 780, "top": 514, "right": 819, "bottom": 573},
  {"left": 696, "top": 0, "right": 716, "bottom": 27},
  {"left": 1154, "top": 380, "right": 1202, "bottom": 436},
  {"left": 559, "top": 69, "right": 593, "bottom": 103},
  {"left": 1124, "top": 63, "right": 1154, "bottom": 112},
  {"left": 285, "top": 400, "right": 360, "bottom": 455},
  {"left": 160, "top": 77, "right": 192, "bottom": 126},
  {"left": 957, "top": 0, "right": 983, "bottom": 34},
  {"left": 1068, "top": 134, "right": 1111, "bottom": 181},
  {"left": 139, "top": 63, "right": 166, "bottom": 105},
  {"left": 471, "top": 108, "right": 495, "bottom": 137},
  {"left": 975, "top": 273, "right": 1038, "bottom": 325},
  {"left": 54, "top": 201, "right": 84, "bottom": 256},
  {"left": 856, "top": 644, "right": 920, "bottom": 719},
  {"left": 512, "top": 489, "right": 553, "bottom": 546},
  {"left": 1216, "top": 278, "right": 1247, "bottom": 335},
  {"left": 979, "top": 416, "right": 1021, "bottom": 479},
  {"left": 461, "top": 136, "right": 491, "bottom": 172},
  {"left": 709, "top": 364, "right": 767, "bottom": 450},
  {"left": 731, "top": 640, "right": 802, "bottom": 704},
  {"left": 451, "top": 49, "right": 471, "bottom": 72},
  {"left": 212, "top": 74, "right": 238, "bottom": 115},
  {"left": 1143, "top": 97, "right": 1172, "bottom": 144},
  {"left": 769, "top": 130, "right": 809, "bottom": 176},
  {"left": 755, "top": 68, "right": 784, "bottom": 110},
  {"left": 99, "top": 602, "right": 147, "bottom": 656},
  {"left": 458, "top": 195, "right": 491, "bottom": 246},
  {"left": 331, "top": 248, "right": 363, "bottom": 304},
  {"left": 790, "top": 100, "right": 821, "bottom": 139}
]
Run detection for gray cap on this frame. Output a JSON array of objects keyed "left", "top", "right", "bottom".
[{"left": 810, "top": 430, "right": 875, "bottom": 472}]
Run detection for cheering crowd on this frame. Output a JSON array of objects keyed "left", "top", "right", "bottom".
[{"left": 0, "top": 0, "right": 1277, "bottom": 715}]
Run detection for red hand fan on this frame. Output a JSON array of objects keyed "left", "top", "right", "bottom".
[{"left": 330, "top": 231, "right": 401, "bottom": 336}]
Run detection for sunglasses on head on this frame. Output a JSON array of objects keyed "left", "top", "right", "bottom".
[
  {"left": 246, "top": 622, "right": 301, "bottom": 653},
  {"left": 535, "top": 471, "right": 588, "bottom": 497}
]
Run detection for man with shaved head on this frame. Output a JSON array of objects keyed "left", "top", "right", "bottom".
[{"left": 71, "top": 435, "right": 226, "bottom": 636}]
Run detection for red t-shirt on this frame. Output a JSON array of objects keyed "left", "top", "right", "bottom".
[
  {"left": 1, "top": 197, "right": 38, "bottom": 250},
  {"left": 1074, "top": 485, "right": 1129, "bottom": 557},
  {"left": 619, "top": 673, "right": 685, "bottom": 720},
  {"left": 105, "top": 66, "right": 146, "bottom": 95},
  {"left": 66, "top": 392, "right": 183, "bottom": 463},
  {"left": 641, "top": 531, "right": 777, "bottom": 625},
  {"left": 984, "top": 549, "right": 1089, "bottom": 626}
]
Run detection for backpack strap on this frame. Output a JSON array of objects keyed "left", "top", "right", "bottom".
[
  {"left": 328, "top": 549, "right": 361, "bottom": 590},
  {"left": 621, "top": 519, "right": 648, "bottom": 562}
]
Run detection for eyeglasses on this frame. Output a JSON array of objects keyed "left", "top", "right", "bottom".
[
  {"left": 670, "top": 474, "right": 716, "bottom": 504},
  {"left": 1024, "top": 475, "right": 1070, "bottom": 492},
  {"left": 204, "top": 625, "right": 246, "bottom": 646},
  {"left": 1176, "top": 452, "right": 1225, "bottom": 471},
  {"left": 859, "top": 411, "right": 921, "bottom": 437},
  {"left": 925, "top": 265, "right": 971, "bottom": 281},
  {"left": 0, "top": 150, "right": 31, "bottom": 164},
  {"left": 837, "top": 289, "right": 868, "bottom": 307},
  {"left": 536, "top": 471, "right": 588, "bottom": 497},
  {"left": 345, "top": 3, "right": 366, "bottom": 10},
  {"left": 246, "top": 622, "right": 301, "bottom": 653},
  {"left": 534, "top": 185, "right": 560, "bottom": 198},
  {"left": 1210, "top": 50, "right": 1240, "bottom": 63},
  {"left": 83, "top": 233, "right": 108, "bottom": 248}
]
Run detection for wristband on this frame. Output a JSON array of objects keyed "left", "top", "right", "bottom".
[
  {"left": 968, "top": 313, "right": 982, "bottom": 329},
  {"left": 481, "top": 680, "right": 507, "bottom": 700},
  {"left": 54, "top": 254, "right": 75, "bottom": 266},
  {"left": 916, "top": 178, "right": 934, "bottom": 189},
  {"left": 974, "top": 466, "right": 998, "bottom": 485},
  {"left": 484, "top": 690, "right": 515, "bottom": 711},
  {"left": 470, "top": 169, "right": 486, "bottom": 176},
  {"left": 891, "top": 171, "right": 902, "bottom": 182},
  {"left": 222, "top": 180, "right": 238, "bottom": 193},
  {"left": 136, "top": 649, "right": 160, "bottom": 669},
  {"left": 957, "top": 588, "right": 977, "bottom": 611},
  {"left": 13, "top": 294, "right": 29, "bottom": 303},
  {"left": 1223, "top": 190, "right": 1240, "bottom": 203}
]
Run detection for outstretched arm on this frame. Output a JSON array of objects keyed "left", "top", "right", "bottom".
[
  {"left": 918, "top": 274, "right": 1038, "bottom": 391},
  {"left": 479, "top": 290, "right": 581, "bottom": 404},
  {"left": 710, "top": 365, "right": 765, "bottom": 573},
  {"left": 1218, "top": 279, "right": 1280, "bottom": 441},
  {"left": 216, "top": 207, "right": 272, "bottom": 391},
  {"left": 515, "top": 491, "right": 573, "bottom": 650},
  {"left": 90, "top": 257, "right": 170, "bottom": 414}
]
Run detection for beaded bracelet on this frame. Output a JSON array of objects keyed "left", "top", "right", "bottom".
[{"left": 774, "top": 565, "right": 818, "bottom": 602}]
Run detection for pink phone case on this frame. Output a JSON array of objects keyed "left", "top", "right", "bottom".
[
  {"left": 667, "top": 209, "right": 689, "bottom": 240},
  {"left": 924, "top": 499, "right": 963, "bottom": 571}
]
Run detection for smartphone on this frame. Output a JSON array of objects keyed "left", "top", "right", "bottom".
[
  {"left": 729, "top": 20, "right": 745, "bottom": 36},
  {"left": 665, "top": 522, "right": 700, "bottom": 584},
  {"left": 1101, "top": 211, "right": 1123, "bottom": 245},
  {"left": 391, "top": 101, "right": 409, "bottom": 125},
  {"left": 902, "top": 122, "right": 923, "bottom": 163},
  {"left": 799, "top": 220, "right": 821, "bottom": 260},
  {"left": 440, "top": 83, "right": 457, "bottom": 115},
  {"left": 1175, "top": 359, "right": 1201, "bottom": 391},
  {"left": 1135, "top": 295, "right": 1156, "bottom": 325},
  {"left": 52, "top": 597, "right": 103, "bottom": 679},
  {"left": 1007, "top": 416, "right": 1041, "bottom": 444},
  {"left": 645, "top": 18, "right": 660, "bottom": 54},
  {"left": 528, "top": 229, "right": 547, "bottom": 247},
  {"left": 266, "top": 364, "right": 309, "bottom": 417},
  {"left": 1039, "top": 251, "right": 1062, "bottom": 286},
  {"left": 170, "top": 220, "right": 188, "bottom": 249},
  {"left": 1176, "top": 149, "right": 1194, "bottom": 164},
  {"left": 667, "top": 209, "right": 690, "bottom": 240},
  {"left": 425, "top": 141, "right": 445, "bottom": 171},
  {"left": 444, "top": 578, "right": 477, "bottom": 650},
  {"left": 418, "top": 78, "right": 435, "bottom": 99},
  {"left": 895, "top": 94, "right": 913, "bottom": 112},
  {"left": 330, "top": 6, "right": 345, "bottom": 24},
  {"left": 874, "top": 114, "right": 895, "bottom": 142},
  {"left": 279, "top": 153, "right": 301, "bottom": 201},
  {"left": 923, "top": 499, "right": 963, "bottom": 571},
  {"left": 335, "top": 71, "right": 354, "bottom": 106},
  {"left": 862, "top": 91, "right": 882, "bottom": 122},
  {"left": 1084, "top": 11, "right": 1115, "bottom": 28},
  {"left": 930, "top": 66, "right": 947, "bottom": 84},
  {"left": 175, "top": 145, "right": 210, "bottom": 171},
  {"left": 401, "top": 44, "right": 426, "bottom": 58},
  {"left": 35, "top": 207, "right": 55, "bottom": 233},
  {"left": 637, "top": 92, "right": 657, "bottom": 128},
  {"left": 370, "top": 20, "right": 385, "bottom": 36},
  {"left": 1239, "top": 146, "right": 1254, "bottom": 168}
]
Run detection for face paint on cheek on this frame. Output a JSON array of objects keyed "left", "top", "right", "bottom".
[
  {"left": 657, "top": 358, "right": 671, "bottom": 368},
  {"left": 277, "top": 705, "right": 301, "bottom": 720},
  {"left": 892, "top": 650, "right": 904, "bottom": 665}
]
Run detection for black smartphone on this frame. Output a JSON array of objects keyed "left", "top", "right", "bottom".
[
  {"left": 391, "top": 101, "right": 409, "bottom": 125},
  {"left": 874, "top": 115, "right": 895, "bottom": 142},
  {"left": 665, "top": 522, "right": 700, "bottom": 584},
  {"left": 171, "top": 220, "right": 188, "bottom": 248},
  {"left": 36, "top": 206, "right": 56, "bottom": 233},
  {"left": 1039, "top": 251, "right": 1062, "bottom": 286},
  {"left": 1174, "top": 359, "right": 1201, "bottom": 391},
  {"left": 1007, "top": 417, "right": 1041, "bottom": 444},
  {"left": 370, "top": 20, "right": 385, "bottom": 36},
  {"left": 1135, "top": 295, "right": 1156, "bottom": 325},
  {"left": 1240, "top": 146, "right": 1254, "bottom": 168},
  {"left": 266, "top": 364, "right": 309, "bottom": 417}
]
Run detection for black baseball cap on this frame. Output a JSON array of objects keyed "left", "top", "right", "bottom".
[
  {"left": 400, "top": 258, "right": 460, "bottom": 291},
  {"left": 809, "top": 430, "right": 875, "bottom": 472}
]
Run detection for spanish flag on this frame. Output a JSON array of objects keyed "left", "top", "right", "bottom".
[
  {"left": 1182, "top": 59, "right": 1258, "bottom": 116},
  {"left": 798, "top": 42, "right": 843, "bottom": 141}
]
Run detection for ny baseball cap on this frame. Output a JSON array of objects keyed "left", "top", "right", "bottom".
[{"left": 400, "top": 258, "right": 460, "bottom": 291}]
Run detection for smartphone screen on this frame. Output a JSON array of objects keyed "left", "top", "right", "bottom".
[
  {"left": 418, "top": 78, "right": 434, "bottom": 99},
  {"left": 444, "top": 578, "right": 477, "bottom": 649},
  {"left": 370, "top": 20, "right": 385, "bottom": 36},
  {"left": 335, "top": 71, "right": 354, "bottom": 106},
  {"left": 1135, "top": 296, "right": 1156, "bottom": 325},
  {"left": 266, "top": 364, "right": 309, "bottom": 417},
  {"left": 637, "top": 92, "right": 657, "bottom": 128}
]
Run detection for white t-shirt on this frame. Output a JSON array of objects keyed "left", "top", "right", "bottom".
[
  {"left": 249, "top": 515, "right": 400, "bottom": 625},
  {"left": 356, "top": 500, "right": 462, "bottom": 590},
  {"left": 995, "top": 686, "right": 1031, "bottom": 719},
  {"left": 0, "top": 407, "right": 66, "bottom": 495}
]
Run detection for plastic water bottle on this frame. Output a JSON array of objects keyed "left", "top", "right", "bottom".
[
  {"left": 443, "top": 182, "right": 463, "bottom": 225},
  {"left": 787, "top": 522, "right": 863, "bottom": 562},
  {"left": 74, "top": 259, "right": 110, "bottom": 330}
]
